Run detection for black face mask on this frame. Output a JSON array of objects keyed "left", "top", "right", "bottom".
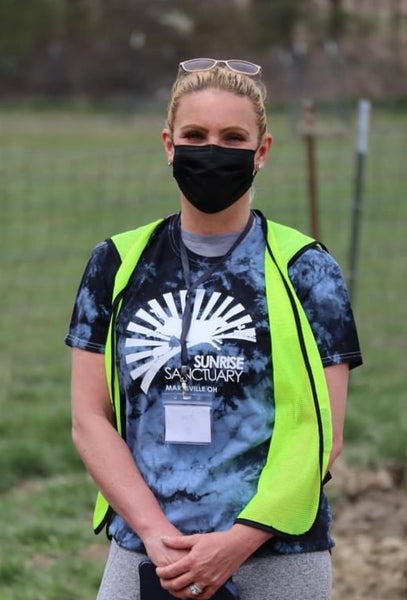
[{"left": 173, "top": 144, "right": 256, "bottom": 214}]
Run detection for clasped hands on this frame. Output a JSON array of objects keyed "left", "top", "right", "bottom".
[{"left": 151, "top": 529, "right": 246, "bottom": 600}]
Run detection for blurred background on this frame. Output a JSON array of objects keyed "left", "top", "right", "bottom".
[
  {"left": 1, "top": 0, "right": 406, "bottom": 105},
  {"left": 1, "top": 1, "right": 406, "bottom": 599}
]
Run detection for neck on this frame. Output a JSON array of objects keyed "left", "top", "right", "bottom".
[{"left": 180, "top": 196, "right": 251, "bottom": 235}]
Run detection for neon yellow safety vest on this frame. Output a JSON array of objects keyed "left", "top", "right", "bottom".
[{"left": 93, "top": 213, "right": 332, "bottom": 538}]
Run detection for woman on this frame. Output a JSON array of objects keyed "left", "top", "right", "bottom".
[{"left": 66, "top": 58, "right": 362, "bottom": 600}]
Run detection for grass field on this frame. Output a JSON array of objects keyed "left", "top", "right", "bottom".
[{"left": 0, "top": 104, "right": 406, "bottom": 599}]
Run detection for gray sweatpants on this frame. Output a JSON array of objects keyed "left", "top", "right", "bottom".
[{"left": 96, "top": 539, "right": 332, "bottom": 600}]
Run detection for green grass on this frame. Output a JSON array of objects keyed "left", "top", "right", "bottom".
[
  {"left": 0, "top": 104, "right": 406, "bottom": 598},
  {"left": 0, "top": 474, "right": 107, "bottom": 600}
]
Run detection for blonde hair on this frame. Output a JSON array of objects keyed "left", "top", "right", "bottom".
[{"left": 166, "top": 67, "right": 268, "bottom": 143}]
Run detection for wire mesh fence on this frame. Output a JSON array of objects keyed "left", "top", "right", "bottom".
[{"left": 1, "top": 105, "right": 406, "bottom": 466}]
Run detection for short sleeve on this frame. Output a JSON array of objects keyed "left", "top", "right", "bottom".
[
  {"left": 64, "top": 240, "right": 120, "bottom": 353},
  {"left": 288, "top": 246, "right": 362, "bottom": 370}
]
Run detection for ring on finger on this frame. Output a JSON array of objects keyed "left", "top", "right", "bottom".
[{"left": 188, "top": 583, "right": 203, "bottom": 596}]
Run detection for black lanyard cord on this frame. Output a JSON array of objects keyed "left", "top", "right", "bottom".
[{"left": 178, "top": 212, "right": 255, "bottom": 389}]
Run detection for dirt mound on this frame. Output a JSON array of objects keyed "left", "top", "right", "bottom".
[{"left": 330, "top": 460, "right": 407, "bottom": 600}]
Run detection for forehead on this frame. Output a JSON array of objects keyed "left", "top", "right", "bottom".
[{"left": 174, "top": 88, "right": 258, "bottom": 131}]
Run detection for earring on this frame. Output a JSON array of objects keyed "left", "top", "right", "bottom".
[{"left": 168, "top": 160, "right": 173, "bottom": 166}]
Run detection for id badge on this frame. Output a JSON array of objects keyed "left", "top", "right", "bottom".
[{"left": 162, "top": 391, "right": 213, "bottom": 445}]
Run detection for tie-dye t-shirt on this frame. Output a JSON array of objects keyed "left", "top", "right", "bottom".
[{"left": 65, "top": 213, "right": 362, "bottom": 555}]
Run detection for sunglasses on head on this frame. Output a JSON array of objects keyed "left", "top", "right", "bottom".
[{"left": 179, "top": 58, "right": 262, "bottom": 76}]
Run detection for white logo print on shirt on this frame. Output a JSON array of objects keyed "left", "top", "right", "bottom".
[{"left": 124, "top": 289, "right": 256, "bottom": 393}]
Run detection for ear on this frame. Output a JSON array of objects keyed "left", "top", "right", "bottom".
[
  {"left": 255, "top": 133, "right": 273, "bottom": 170},
  {"left": 162, "top": 128, "right": 174, "bottom": 165}
]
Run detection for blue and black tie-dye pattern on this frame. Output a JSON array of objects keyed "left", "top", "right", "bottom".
[
  {"left": 65, "top": 214, "right": 361, "bottom": 555},
  {"left": 289, "top": 247, "right": 362, "bottom": 369}
]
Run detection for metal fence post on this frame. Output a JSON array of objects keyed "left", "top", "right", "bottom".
[{"left": 348, "top": 99, "right": 371, "bottom": 301}]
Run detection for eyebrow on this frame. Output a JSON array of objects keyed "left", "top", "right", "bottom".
[{"left": 179, "top": 124, "right": 251, "bottom": 135}]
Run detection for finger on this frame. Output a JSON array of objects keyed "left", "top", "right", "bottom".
[
  {"left": 161, "top": 534, "right": 197, "bottom": 549},
  {"left": 157, "top": 556, "right": 189, "bottom": 579},
  {"left": 159, "top": 576, "right": 205, "bottom": 600}
]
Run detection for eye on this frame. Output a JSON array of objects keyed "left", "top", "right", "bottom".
[
  {"left": 182, "top": 130, "right": 206, "bottom": 142},
  {"left": 222, "top": 131, "right": 248, "bottom": 144},
  {"left": 225, "top": 133, "right": 245, "bottom": 142}
]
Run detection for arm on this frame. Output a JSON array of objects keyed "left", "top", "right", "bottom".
[
  {"left": 324, "top": 362, "right": 349, "bottom": 469},
  {"left": 70, "top": 347, "right": 187, "bottom": 566}
]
